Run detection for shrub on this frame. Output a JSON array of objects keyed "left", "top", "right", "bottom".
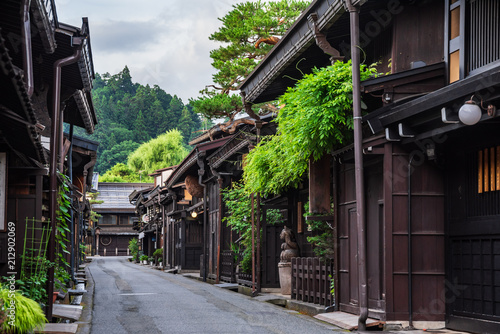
[
  {"left": 153, "top": 249, "right": 163, "bottom": 264},
  {"left": 0, "top": 285, "right": 47, "bottom": 333},
  {"left": 128, "top": 238, "right": 139, "bottom": 262}
]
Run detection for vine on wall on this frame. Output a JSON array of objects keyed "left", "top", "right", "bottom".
[{"left": 243, "top": 60, "right": 377, "bottom": 197}]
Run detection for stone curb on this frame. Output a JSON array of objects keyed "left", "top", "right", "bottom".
[{"left": 75, "top": 263, "right": 95, "bottom": 334}]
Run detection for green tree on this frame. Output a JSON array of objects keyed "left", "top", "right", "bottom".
[
  {"left": 148, "top": 100, "right": 166, "bottom": 137},
  {"left": 190, "top": 0, "right": 308, "bottom": 132},
  {"left": 127, "top": 129, "right": 189, "bottom": 176},
  {"left": 167, "top": 96, "right": 184, "bottom": 130},
  {"left": 75, "top": 67, "right": 199, "bottom": 174},
  {"left": 178, "top": 107, "right": 194, "bottom": 142},
  {"left": 99, "top": 140, "right": 140, "bottom": 173},
  {"left": 99, "top": 163, "right": 145, "bottom": 183},
  {"left": 133, "top": 110, "right": 149, "bottom": 142}
]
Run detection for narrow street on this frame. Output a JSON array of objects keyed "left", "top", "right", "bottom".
[{"left": 88, "top": 257, "right": 340, "bottom": 334}]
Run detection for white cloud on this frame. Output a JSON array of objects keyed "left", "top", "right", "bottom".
[{"left": 55, "top": 0, "right": 244, "bottom": 102}]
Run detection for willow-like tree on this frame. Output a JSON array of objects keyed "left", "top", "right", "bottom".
[
  {"left": 100, "top": 129, "right": 189, "bottom": 182},
  {"left": 190, "top": 0, "right": 308, "bottom": 133}
]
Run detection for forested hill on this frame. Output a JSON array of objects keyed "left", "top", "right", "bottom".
[{"left": 76, "top": 66, "right": 201, "bottom": 174}]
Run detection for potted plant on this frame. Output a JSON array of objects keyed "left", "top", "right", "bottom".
[
  {"left": 153, "top": 248, "right": 163, "bottom": 266},
  {"left": 140, "top": 254, "right": 148, "bottom": 264},
  {"left": 148, "top": 257, "right": 155, "bottom": 266}
]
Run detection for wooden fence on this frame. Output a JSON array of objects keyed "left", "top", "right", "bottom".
[
  {"left": 291, "top": 257, "right": 334, "bottom": 307},
  {"left": 220, "top": 250, "right": 236, "bottom": 283}
]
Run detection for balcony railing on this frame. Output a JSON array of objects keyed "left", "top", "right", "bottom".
[
  {"left": 44, "top": 0, "right": 59, "bottom": 29},
  {"left": 32, "top": 0, "right": 58, "bottom": 53},
  {"left": 78, "top": 21, "right": 94, "bottom": 91}
]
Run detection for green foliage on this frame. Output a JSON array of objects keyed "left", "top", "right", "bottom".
[
  {"left": 73, "top": 67, "right": 201, "bottom": 174},
  {"left": 266, "top": 208, "right": 285, "bottom": 225},
  {"left": 0, "top": 285, "right": 47, "bottom": 333},
  {"left": 127, "top": 129, "right": 189, "bottom": 175},
  {"left": 15, "top": 255, "right": 52, "bottom": 304},
  {"left": 100, "top": 128, "right": 189, "bottom": 183},
  {"left": 55, "top": 173, "right": 72, "bottom": 291},
  {"left": 153, "top": 248, "right": 163, "bottom": 261},
  {"left": 139, "top": 254, "right": 148, "bottom": 262},
  {"left": 243, "top": 61, "right": 377, "bottom": 196},
  {"left": 190, "top": 0, "right": 308, "bottom": 126},
  {"left": 99, "top": 163, "right": 149, "bottom": 183},
  {"left": 16, "top": 220, "right": 52, "bottom": 304},
  {"left": 190, "top": 93, "right": 243, "bottom": 123},
  {"left": 221, "top": 182, "right": 283, "bottom": 273},
  {"left": 303, "top": 201, "right": 335, "bottom": 260},
  {"left": 209, "top": 0, "right": 308, "bottom": 93},
  {"left": 222, "top": 182, "right": 253, "bottom": 273},
  {"left": 99, "top": 140, "right": 140, "bottom": 173},
  {"left": 128, "top": 238, "right": 139, "bottom": 262},
  {"left": 87, "top": 192, "right": 103, "bottom": 223}
]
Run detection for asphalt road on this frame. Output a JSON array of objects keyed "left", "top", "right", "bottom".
[{"left": 88, "top": 257, "right": 341, "bottom": 334}]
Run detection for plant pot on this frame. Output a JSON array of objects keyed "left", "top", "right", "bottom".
[
  {"left": 278, "top": 262, "right": 292, "bottom": 295},
  {"left": 53, "top": 292, "right": 59, "bottom": 303},
  {"left": 143, "top": 260, "right": 147, "bottom": 264}
]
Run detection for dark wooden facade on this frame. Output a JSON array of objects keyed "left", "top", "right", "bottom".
[
  {"left": 0, "top": 0, "right": 96, "bottom": 289},
  {"left": 239, "top": 0, "right": 500, "bottom": 331},
  {"left": 94, "top": 183, "right": 151, "bottom": 256}
]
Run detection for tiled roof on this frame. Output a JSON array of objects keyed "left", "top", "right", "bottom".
[{"left": 93, "top": 182, "right": 153, "bottom": 210}]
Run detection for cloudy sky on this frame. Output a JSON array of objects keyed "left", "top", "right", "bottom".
[{"left": 56, "top": 0, "right": 246, "bottom": 103}]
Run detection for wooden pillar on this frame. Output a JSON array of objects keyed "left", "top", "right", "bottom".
[{"left": 309, "top": 155, "right": 331, "bottom": 213}]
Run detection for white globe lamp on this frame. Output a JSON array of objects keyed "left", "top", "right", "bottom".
[{"left": 458, "top": 100, "right": 482, "bottom": 125}]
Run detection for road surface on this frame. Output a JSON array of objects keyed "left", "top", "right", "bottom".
[{"left": 88, "top": 256, "right": 341, "bottom": 333}]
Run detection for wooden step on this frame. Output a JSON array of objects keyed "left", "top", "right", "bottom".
[{"left": 35, "top": 323, "right": 78, "bottom": 334}]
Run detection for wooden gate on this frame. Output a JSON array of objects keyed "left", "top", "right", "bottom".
[
  {"left": 292, "top": 257, "right": 334, "bottom": 307},
  {"left": 220, "top": 250, "right": 236, "bottom": 283}
]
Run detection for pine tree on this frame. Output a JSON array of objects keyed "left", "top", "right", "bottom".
[{"left": 133, "top": 110, "right": 149, "bottom": 143}]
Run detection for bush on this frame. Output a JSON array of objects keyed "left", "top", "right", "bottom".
[
  {"left": 153, "top": 248, "right": 163, "bottom": 264},
  {"left": 128, "top": 238, "right": 139, "bottom": 262},
  {"left": 139, "top": 254, "right": 148, "bottom": 262},
  {"left": 0, "top": 285, "right": 47, "bottom": 333}
]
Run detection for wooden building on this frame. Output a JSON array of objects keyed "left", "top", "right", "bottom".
[
  {"left": 240, "top": 0, "right": 500, "bottom": 332},
  {"left": 93, "top": 182, "right": 152, "bottom": 256},
  {"left": 0, "top": 0, "right": 96, "bottom": 289},
  {"left": 162, "top": 136, "right": 231, "bottom": 274}
]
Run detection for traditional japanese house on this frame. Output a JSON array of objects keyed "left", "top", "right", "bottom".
[
  {"left": 205, "top": 122, "right": 318, "bottom": 289},
  {"left": 62, "top": 133, "right": 98, "bottom": 275},
  {"left": 240, "top": 0, "right": 500, "bottom": 331},
  {"left": 0, "top": 0, "right": 97, "bottom": 319},
  {"left": 93, "top": 182, "right": 152, "bottom": 256},
  {"left": 162, "top": 136, "right": 231, "bottom": 275}
]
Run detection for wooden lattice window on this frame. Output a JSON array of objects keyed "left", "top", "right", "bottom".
[
  {"left": 465, "top": 146, "right": 500, "bottom": 217},
  {"left": 478, "top": 146, "right": 500, "bottom": 193},
  {"left": 445, "top": 0, "right": 500, "bottom": 83}
]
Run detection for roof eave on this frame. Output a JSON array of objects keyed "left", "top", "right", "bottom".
[{"left": 239, "top": 0, "right": 351, "bottom": 103}]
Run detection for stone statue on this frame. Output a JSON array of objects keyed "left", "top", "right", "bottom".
[{"left": 280, "top": 226, "right": 299, "bottom": 263}]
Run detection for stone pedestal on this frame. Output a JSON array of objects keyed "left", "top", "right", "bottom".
[{"left": 278, "top": 262, "right": 292, "bottom": 295}]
